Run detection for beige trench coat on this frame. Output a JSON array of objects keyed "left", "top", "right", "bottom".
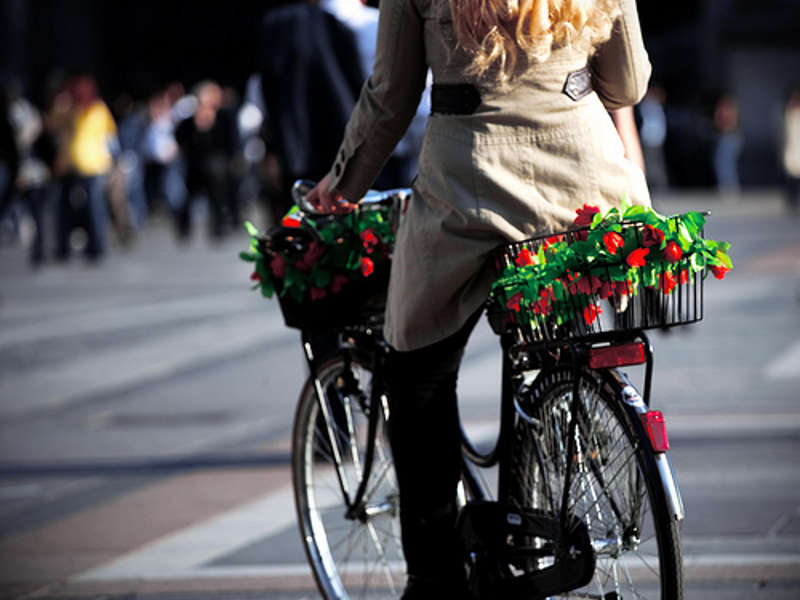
[{"left": 327, "top": 0, "right": 652, "bottom": 351}]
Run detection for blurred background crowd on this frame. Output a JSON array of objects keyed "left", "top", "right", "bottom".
[{"left": 0, "top": 0, "right": 799, "bottom": 267}]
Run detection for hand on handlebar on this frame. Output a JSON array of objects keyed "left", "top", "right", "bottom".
[{"left": 306, "top": 174, "right": 358, "bottom": 215}]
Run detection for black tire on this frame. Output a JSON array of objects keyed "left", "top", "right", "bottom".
[
  {"left": 507, "top": 367, "right": 683, "bottom": 599},
  {"left": 292, "top": 352, "right": 404, "bottom": 600}
]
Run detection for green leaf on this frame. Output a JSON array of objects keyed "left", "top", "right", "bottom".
[
  {"left": 717, "top": 251, "right": 733, "bottom": 269},
  {"left": 591, "top": 212, "right": 604, "bottom": 229},
  {"left": 244, "top": 221, "right": 259, "bottom": 237},
  {"left": 683, "top": 211, "right": 706, "bottom": 236},
  {"left": 623, "top": 205, "right": 647, "bottom": 219},
  {"left": 239, "top": 251, "right": 256, "bottom": 262}
]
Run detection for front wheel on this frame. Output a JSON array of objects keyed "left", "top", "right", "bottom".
[
  {"left": 292, "top": 351, "right": 404, "bottom": 600},
  {"left": 508, "top": 367, "right": 683, "bottom": 599}
]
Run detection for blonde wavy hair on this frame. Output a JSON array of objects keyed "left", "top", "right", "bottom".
[{"left": 450, "top": 0, "right": 622, "bottom": 82}]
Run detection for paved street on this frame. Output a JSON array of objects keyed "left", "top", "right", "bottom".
[{"left": 0, "top": 191, "right": 798, "bottom": 599}]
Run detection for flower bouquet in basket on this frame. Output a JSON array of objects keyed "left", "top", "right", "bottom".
[
  {"left": 490, "top": 199, "right": 733, "bottom": 342},
  {"left": 239, "top": 203, "right": 395, "bottom": 329}
]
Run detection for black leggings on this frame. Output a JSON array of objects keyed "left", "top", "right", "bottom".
[{"left": 386, "top": 309, "right": 482, "bottom": 580}]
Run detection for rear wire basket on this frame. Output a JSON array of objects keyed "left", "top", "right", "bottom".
[{"left": 488, "top": 223, "right": 705, "bottom": 346}]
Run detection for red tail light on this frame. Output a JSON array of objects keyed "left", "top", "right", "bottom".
[
  {"left": 588, "top": 343, "right": 646, "bottom": 369},
  {"left": 641, "top": 410, "right": 669, "bottom": 452}
]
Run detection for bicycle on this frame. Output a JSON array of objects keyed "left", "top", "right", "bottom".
[{"left": 258, "top": 181, "right": 701, "bottom": 600}]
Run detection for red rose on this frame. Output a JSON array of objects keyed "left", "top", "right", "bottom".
[
  {"left": 533, "top": 296, "right": 552, "bottom": 315},
  {"left": 506, "top": 292, "right": 523, "bottom": 312},
  {"left": 310, "top": 286, "right": 328, "bottom": 301},
  {"left": 603, "top": 231, "right": 625, "bottom": 255},
  {"left": 663, "top": 241, "right": 682, "bottom": 264},
  {"left": 614, "top": 279, "right": 632, "bottom": 296},
  {"left": 515, "top": 248, "right": 536, "bottom": 267},
  {"left": 360, "top": 256, "right": 375, "bottom": 277},
  {"left": 642, "top": 225, "right": 665, "bottom": 248},
  {"left": 360, "top": 229, "right": 379, "bottom": 254},
  {"left": 250, "top": 270, "right": 262, "bottom": 282},
  {"left": 584, "top": 303, "right": 602, "bottom": 325},
  {"left": 709, "top": 264, "right": 730, "bottom": 280},
  {"left": 282, "top": 215, "right": 301, "bottom": 228},
  {"left": 626, "top": 247, "right": 649, "bottom": 268},
  {"left": 679, "top": 269, "right": 689, "bottom": 285},
  {"left": 331, "top": 274, "right": 349, "bottom": 294},
  {"left": 295, "top": 241, "right": 326, "bottom": 272},
  {"left": 542, "top": 235, "right": 564, "bottom": 250},
  {"left": 574, "top": 204, "right": 600, "bottom": 227},
  {"left": 576, "top": 275, "right": 593, "bottom": 295},
  {"left": 270, "top": 254, "right": 286, "bottom": 278},
  {"left": 660, "top": 271, "right": 677, "bottom": 295}
]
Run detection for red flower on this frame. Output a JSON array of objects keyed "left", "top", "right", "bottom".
[
  {"left": 295, "top": 241, "right": 326, "bottom": 272},
  {"left": 577, "top": 275, "right": 602, "bottom": 295},
  {"left": 709, "top": 264, "right": 730, "bottom": 280},
  {"left": 250, "top": 270, "right": 262, "bottom": 282},
  {"left": 574, "top": 204, "right": 600, "bottom": 227},
  {"left": 663, "top": 241, "right": 682, "bottom": 264},
  {"left": 679, "top": 269, "right": 689, "bottom": 285},
  {"left": 331, "top": 274, "right": 349, "bottom": 294},
  {"left": 626, "top": 247, "right": 649, "bottom": 268},
  {"left": 360, "top": 229, "right": 379, "bottom": 254},
  {"left": 270, "top": 254, "right": 286, "bottom": 278},
  {"left": 310, "top": 286, "right": 328, "bottom": 301},
  {"left": 515, "top": 248, "right": 536, "bottom": 267},
  {"left": 660, "top": 271, "right": 677, "bottom": 295},
  {"left": 506, "top": 292, "right": 523, "bottom": 312},
  {"left": 642, "top": 225, "right": 665, "bottom": 248},
  {"left": 597, "top": 280, "right": 613, "bottom": 299},
  {"left": 603, "top": 231, "right": 625, "bottom": 255},
  {"left": 542, "top": 235, "right": 564, "bottom": 250},
  {"left": 360, "top": 256, "right": 375, "bottom": 277},
  {"left": 281, "top": 215, "right": 301, "bottom": 228},
  {"left": 584, "top": 303, "right": 603, "bottom": 326},
  {"left": 614, "top": 279, "right": 632, "bottom": 296}
]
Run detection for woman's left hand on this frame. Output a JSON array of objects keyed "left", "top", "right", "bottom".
[{"left": 306, "top": 173, "right": 358, "bottom": 215}]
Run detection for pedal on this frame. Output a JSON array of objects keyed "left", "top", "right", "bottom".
[{"left": 457, "top": 501, "right": 595, "bottom": 600}]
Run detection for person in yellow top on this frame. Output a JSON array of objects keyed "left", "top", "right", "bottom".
[{"left": 57, "top": 74, "right": 117, "bottom": 260}]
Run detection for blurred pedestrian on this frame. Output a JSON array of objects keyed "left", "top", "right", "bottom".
[
  {"left": 257, "top": 0, "right": 363, "bottom": 218},
  {"left": 713, "top": 94, "right": 742, "bottom": 197},
  {"left": 639, "top": 84, "right": 669, "bottom": 191},
  {"left": 0, "top": 92, "right": 20, "bottom": 230},
  {"left": 781, "top": 86, "right": 800, "bottom": 213},
  {"left": 142, "top": 84, "right": 186, "bottom": 225},
  {"left": 174, "top": 80, "right": 236, "bottom": 239},
  {"left": 113, "top": 92, "right": 149, "bottom": 231},
  {"left": 322, "top": 0, "right": 430, "bottom": 189},
  {"left": 58, "top": 74, "right": 117, "bottom": 261}
]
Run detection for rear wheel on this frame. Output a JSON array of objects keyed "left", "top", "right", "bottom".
[
  {"left": 292, "top": 352, "right": 404, "bottom": 600},
  {"left": 508, "top": 367, "right": 683, "bottom": 599}
]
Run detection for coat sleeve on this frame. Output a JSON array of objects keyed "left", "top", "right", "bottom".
[
  {"left": 326, "top": 0, "right": 427, "bottom": 201},
  {"left": 590, "top": 0, "right": 652, "bottom": 110}
]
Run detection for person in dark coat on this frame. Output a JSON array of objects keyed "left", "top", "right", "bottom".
[
  {"left": 0, "top": 93, "right": 20, "bottom": 223},
  {"left": 257, "top": 1, "right": 363, "bottom": 217}
]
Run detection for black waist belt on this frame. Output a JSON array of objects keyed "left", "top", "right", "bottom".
[
  {"left": 430, "top": 66, "right": 593, "bottom": 115},
  {"left": 431, "top": 83, "right": 482, "bottom": 115}
]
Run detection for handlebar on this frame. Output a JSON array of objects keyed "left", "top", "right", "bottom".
[{"left": 291, "top": 179, "right": 411, "bottom": 216}]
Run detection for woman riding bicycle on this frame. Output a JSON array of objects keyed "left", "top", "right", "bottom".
[{"left": 306, "top": 0, "right": 652, "bottom": 597}]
